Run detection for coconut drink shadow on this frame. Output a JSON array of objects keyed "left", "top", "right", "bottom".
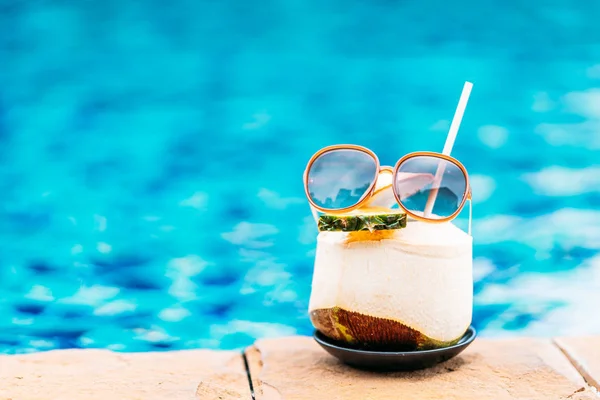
[{"left": 307, "top": 189, "right": 476, "bottom": 371}]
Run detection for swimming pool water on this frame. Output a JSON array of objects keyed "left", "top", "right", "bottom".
[{"left": 1, "top": 1, "right": 600, "bottom": 353}]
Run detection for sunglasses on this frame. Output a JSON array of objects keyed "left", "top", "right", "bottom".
[{"left": 303, "top": 144, "right": 472, "bottom": 229}]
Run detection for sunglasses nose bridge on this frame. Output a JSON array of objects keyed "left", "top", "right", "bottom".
[{"left": 379, "top": 166, "right": 394, "bottom": 174}]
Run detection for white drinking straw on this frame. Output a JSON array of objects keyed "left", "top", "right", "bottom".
[{"left": 423, "top": 81, "right": 473, "bottom": 217}]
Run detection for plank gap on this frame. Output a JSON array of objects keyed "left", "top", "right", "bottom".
[
  {"left": 553, "top": 338, "right": 600, "bottom": 392},
  {"left": 242, "top": 349, "right": 256, "bottom": 400}
]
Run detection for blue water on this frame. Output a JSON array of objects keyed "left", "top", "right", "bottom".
[{"left": 1, "top": 1, "right": 600, "bottom": 353}]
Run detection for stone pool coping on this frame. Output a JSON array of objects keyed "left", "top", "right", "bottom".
[{"left": 1, "top": 335, "right": 599, "bottom": 399}]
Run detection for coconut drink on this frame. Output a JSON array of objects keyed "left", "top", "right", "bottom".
[
  {"left": 309, "top": 210, "right": 472, "bottom": 351},
  {"left": 304, "top": 82, "right": 475, "bottom": 352}
]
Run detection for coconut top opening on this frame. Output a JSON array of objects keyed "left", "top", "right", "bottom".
[{"left": 318, "top": 219, "right": 471, "bottom": 257}]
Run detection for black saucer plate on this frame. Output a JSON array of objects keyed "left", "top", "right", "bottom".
[{"left": 313, "top": 326, "right": 477, "bottom": 371}]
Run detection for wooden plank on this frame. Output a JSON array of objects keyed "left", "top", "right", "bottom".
[
  {"left": 555, "top": 336, "right": 600, "bottom": 392},
  {"left": 246, "top": 335, "right": 597, "bottom": 400},
  {"left": 0, "top": 349, "right": 251, "bottom": 400}
]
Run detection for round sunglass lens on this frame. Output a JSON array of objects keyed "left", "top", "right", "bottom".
[
  {"left": 307, "top": 149, "right": 377, "bottom": 210},
  {"left": 394, "top": 156, "right": 467, "bottom": 220}
]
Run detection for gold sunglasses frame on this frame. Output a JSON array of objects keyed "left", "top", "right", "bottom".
[{"left": 303, "top": 144, "right": 472, "bottom": 225}]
